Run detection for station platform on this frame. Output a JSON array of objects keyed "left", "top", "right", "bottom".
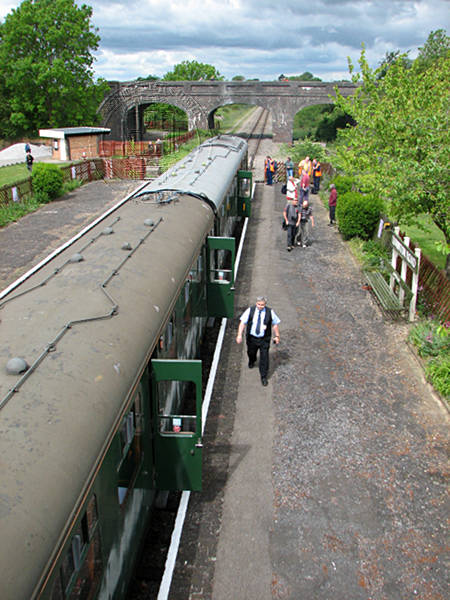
[{"left": 168, "top": 182, "right": 449, "bottom": 599}]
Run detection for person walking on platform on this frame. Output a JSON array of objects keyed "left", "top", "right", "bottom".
[
  {"left": 284, "top": 177, "right": 300, "bottom": 251},
  {"left": 299, "top": 169, "right": 310, "bottom": 203},
  {"left": 236, "top": 296, "right": 280, "bottom": 386},
  {"left": 297, "top": 199, "right": 315, "bottom": 247},
  {"left": 328, "top": 183, "right": 337, "bottom": 225},
  {"left": 285, "top": 156, "right": 294, "bottom": 178},
  {"left": 312, "top": 158, "right": 322, "bottom": 194},
  {"left": 25, "top": 149, "right": 34, "bottom": 172}
]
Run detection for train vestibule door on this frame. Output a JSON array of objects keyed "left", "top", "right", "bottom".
[
  {"left": 238, "top": 170, "right": 252, "bottom": 217},
  {"left": 206, "top": 236, "right": 235, "bottom": 318},
  {"left": 151, "top": 359, "right": 202, "bottom": 491}
]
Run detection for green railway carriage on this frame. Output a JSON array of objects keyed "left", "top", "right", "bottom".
[{"left": 0, "top": 136, "right": 251, "bottom": 599}]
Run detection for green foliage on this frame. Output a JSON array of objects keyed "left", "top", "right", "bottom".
[
  {"left": 332, "top": 175, "right": 355, "bottom": 195},
  {"left": 32, "top": 163, "right": 63, "bottom": 203},
  {"left": 426, "top": 356, "right": 450, "bottom": 399},
  {"left": 0, "top": 0, "right": 109, "bottom": 137},
  {"left": 288, "top": 138, "right": 327, "bottom": 164},
  {"left": 377, "top": 50, "right": 412, "bottom": 79},
  {"left": 0, "top": 195, "right": 41, "bottom": 227},
  {"left": 232, "top": 75, "right": 245, "bottom": 81},
  {"left": 292, "top": 104, "right": 353, "bottom": 142},
  {"left": 416, "top": 29, "right": 450, "bottom": 71},
  {"left": 360, "top": 239, "right": 390, "bottom": 268},
  {"left": 408, "top": 320, "right": 450, "bottom": 358},
  {"left": 409, "top": 319, "right": 450, "bottom": 400},
  {"left": 135, "top": 74, "right": 160, "bottom": 81},
  {"left": 287, "top": 72, "right": 322, "bottom": 81},
  {"left": 333, "top": 37, "right": 450, "bottom": 274},
  {"left": 144, "top": 103, "right": 187, "bottom": 130},
  {"left": 163, "top": 60, "right": 224, "bottom": 81},
  {"left": 336, "top": 191, "right": 383, "bottom": 240},
  {"left": 215, "top": 104, "right": 255, "bottom": 132}
]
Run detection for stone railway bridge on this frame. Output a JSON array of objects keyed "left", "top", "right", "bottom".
[{"left": 99, "top": 80, "right": 358, "bottom": 143}]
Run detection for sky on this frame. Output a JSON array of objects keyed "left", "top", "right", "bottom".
[{"left": 0, "top": 0, "right": 449, "bottom": 82}]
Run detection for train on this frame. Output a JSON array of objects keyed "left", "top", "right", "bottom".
[{"left": 0, "top": 135, "right": 252, "bottom": 599}]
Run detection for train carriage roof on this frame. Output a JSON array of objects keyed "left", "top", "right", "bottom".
[
  {"left": 134, "top": 135, "right": 248, "bottom": 213},
  {"left": 0, "top": 174, "right": 219, "bottom": 598}
]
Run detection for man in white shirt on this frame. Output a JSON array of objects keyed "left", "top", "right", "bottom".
[{"left": 236, "top": 296, "right": 281, "bottom": 386}]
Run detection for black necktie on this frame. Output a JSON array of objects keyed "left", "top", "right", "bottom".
[{"left": 255, "top": 309, "right": 262, "bottom": 335}]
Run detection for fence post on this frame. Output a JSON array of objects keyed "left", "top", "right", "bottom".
[
  {"left": 390, "top": 226, "right": 400, "bottom": 291},
  {"left": 399, "top": 236, "right": 409, "bottom": 305},
  {"left": 409, "top": 247, "right": 421, "bottom": 322}
]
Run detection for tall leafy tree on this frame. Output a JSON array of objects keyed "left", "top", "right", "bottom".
[
  {"left": 163, "top": 60, "right": 224, "bottom": 81},
  {"left": 0, "top": 0, "right": 108, "bottom": 137},
  {"left": 416, "top": 29, "right": 450, "bottom": 71},
  {"left": 334, "top": 44, "right": 450, "bottom": 275}
]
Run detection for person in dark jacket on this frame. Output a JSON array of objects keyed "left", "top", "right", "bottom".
[
  {"left": 236, "top": 296, "right": 281, "bottom": 386},
  {"left": 283, "top": 197, "right": 300, "bottom": 251},
  {"left": 25, "top": 150, "right": 34, "bottom": 172},
  {"left": 328, "top": 183, "right": 337, "bottom": 225}
]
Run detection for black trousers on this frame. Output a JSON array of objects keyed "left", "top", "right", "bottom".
[
  {"left": 286, "top": 223, "right": 297, "bottom": 247},
  {"left": 247, "top": 335, "right": 270, "bottom": 378}
]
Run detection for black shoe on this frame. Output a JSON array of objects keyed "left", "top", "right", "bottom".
[
  {"left": 248, "top": 361, "right": 255, "bottom": 369},
  {"left": 261, "top": 377, "right": 268, "bottom": 386}
]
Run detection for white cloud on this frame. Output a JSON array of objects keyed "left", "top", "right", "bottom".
[{"left": 0, "top": 0, "right": 449, "bottom": 81}]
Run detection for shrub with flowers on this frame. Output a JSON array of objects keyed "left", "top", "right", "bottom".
[{"left": 408, "top": 320, "right": 450, "bottom": 401}]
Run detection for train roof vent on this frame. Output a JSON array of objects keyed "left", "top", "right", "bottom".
[
  {"left": 144, "top": 219, "right": 155, "bottom": 226},
  {"left": 122, "top": 243, "right": 132, "bottom": 250},
  {"left": 6, "top": 357, "right": 29, "bottom": 375},
  {"left": 69, "top": 253, "right": 84, "bottom": 263},
  {"left": 102, "top": 227, "right": 114, "bottom": 235}
]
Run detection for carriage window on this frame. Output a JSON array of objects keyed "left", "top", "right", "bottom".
[
  {"left": 209, "top": 248, "right": 232, "bottom": 283},
  {"left": 51, "top": 496, "right": 102, "bottom": 599},
  {"left": 117, "top": 393, "right": 144, "bottom": 506}
]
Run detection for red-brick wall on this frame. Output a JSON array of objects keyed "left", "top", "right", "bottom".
[{"left": 68, "top": 135, "right": 99, "bottom": 159}]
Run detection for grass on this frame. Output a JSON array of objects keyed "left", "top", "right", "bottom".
[
  {"left": 0, "top": 163, "right": 31, "bottom": 187},
  {"left": 215, "top": 104, "right": 256, "bottom": 132},
  {"left": 0, "top": 195, "right": 42, "bottom": 227},
  {"left": 400, "top": 214, "right": 446, "bottom": 270}
]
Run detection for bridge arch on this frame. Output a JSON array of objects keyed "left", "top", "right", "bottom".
[{"left": 99, "top": 80, "right": 358, "bottom": 143}]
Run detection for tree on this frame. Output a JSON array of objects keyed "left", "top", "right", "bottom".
[
  {"left": 334, "top": 45, "right": 450, "bottom": 276},
  {"left": 0, "top": 0, "right": 108, "bottom": 138},
  {"left": 288, "top": 72, "right": 322, "bottom": 81},
  {"left": 377, "top": 50, "right": 412, "bottom": 79},
  {"left": 163, "top": 60, "right": 224, "bottom": 81},
  {"left": 416, "top": 29, "right": 450, "bottom": 71},
  {"left": 232, "top": 75, "right": 245, "bottom": 81},
  {"left": 136, "top": 74, "right": 160, "bottom": 81}
]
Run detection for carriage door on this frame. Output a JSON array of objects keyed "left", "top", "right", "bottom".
[
  {"left": 207, "top": 236, "right": 235, "bottom": 318},
  {"left": 151, "top": 359, "right": 202, "bottom": 491},
  {"left": 238, "top": 170, "right": 252, "bottom": 217}
]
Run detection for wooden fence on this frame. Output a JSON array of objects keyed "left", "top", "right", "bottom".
[
  {"left": 416, "top": 253, "right": 450, "bottom": 323},
  {"left": 99, "top": 131, "right": 196, "bottom": 158}
]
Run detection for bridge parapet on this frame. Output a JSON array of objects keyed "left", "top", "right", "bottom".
[{"left": 99, "top": 80, "right": 358, "bottom": 143}]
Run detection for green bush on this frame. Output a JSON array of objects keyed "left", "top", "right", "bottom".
[
  {"left": 332, "top": 175, "right": 355, "bottom": 195},
  {"left": 361, "top": 239, "right": 391, "bottom": 268},
  {"left": 426, "top": 355, "right": 450, "bottom": 399},
  {"left": 289, "top": 138, "right": 327, "bottom": 164},
  {"left": 336, "top": 191, "right": 383, "bottom": 240},
  {"left": 32, "top": 163, "right": 64, "bottom": 203}
]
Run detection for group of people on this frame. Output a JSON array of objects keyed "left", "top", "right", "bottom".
[
  {"left": 237, "top": 156, "right": 337, "bottom": 387},
  {"left": 282, "top": 155, "right": 320, "bottom": 251},
  {"left": 282, "top": 155, "right": 338, "bottom": 250}
]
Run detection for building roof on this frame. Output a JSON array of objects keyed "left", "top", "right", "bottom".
[{"left": 39, "top": 127, "right": 111, "bottom": 139}]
